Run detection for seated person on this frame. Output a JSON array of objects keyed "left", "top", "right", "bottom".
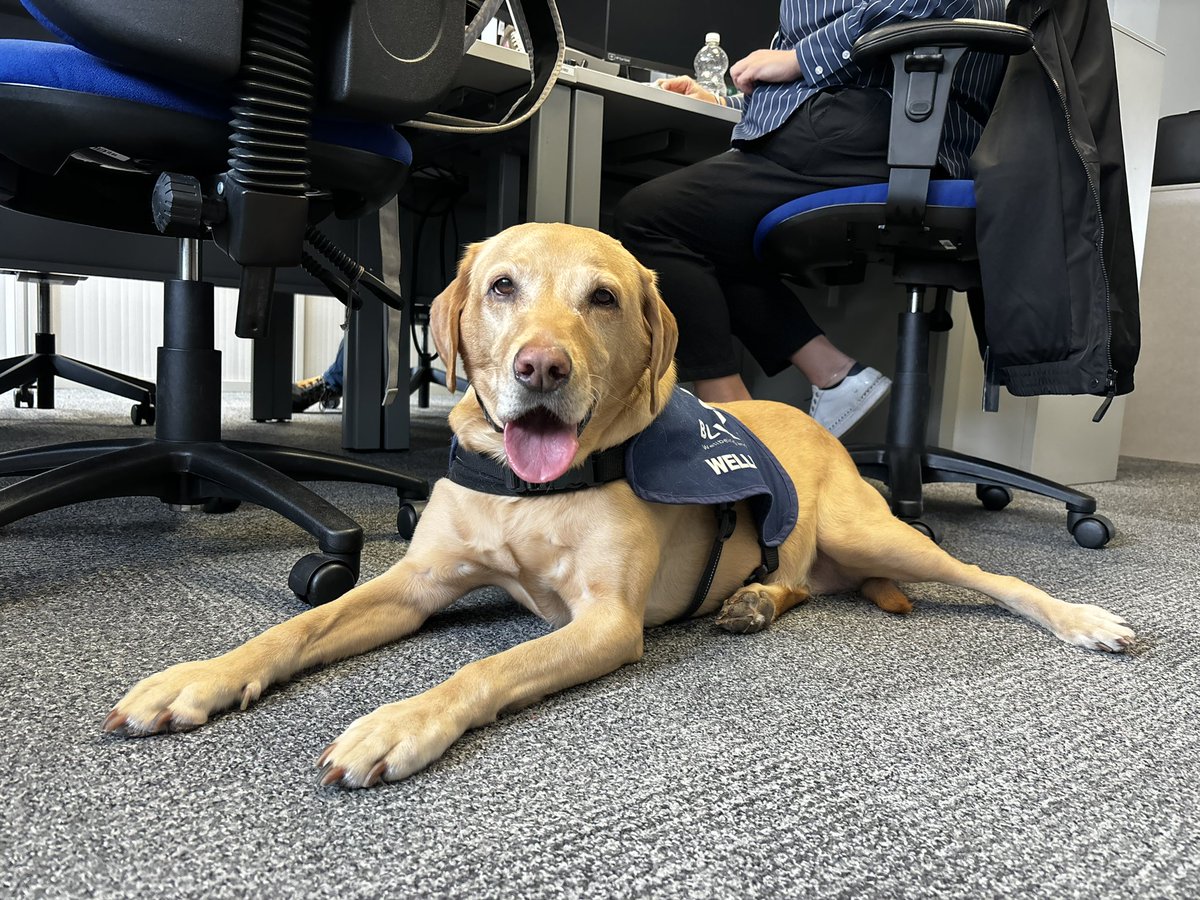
[
  {"left": 614, "top": 0, "right": 1005, "bottom": 437},
  {"left": 293, "top": 337, "right": 344, "bottom": 412}
]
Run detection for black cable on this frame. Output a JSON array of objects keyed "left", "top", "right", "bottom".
[
  {"left": 398, "top": 162, "right": 469, "bottom": 361},
  {"left": 304, "top": 225, "right": 404, "bottom": 311},
  {"left": 299, "top": 250, "right": 356, "bottom": 308}
]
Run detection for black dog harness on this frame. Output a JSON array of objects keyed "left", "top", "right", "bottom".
[{"left": 447, "top": 388, "right": 798, "bottom": 622}]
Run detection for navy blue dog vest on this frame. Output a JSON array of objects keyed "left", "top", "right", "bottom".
[{"left": 447, "top": 388, "right": 799, "bottom": 620}]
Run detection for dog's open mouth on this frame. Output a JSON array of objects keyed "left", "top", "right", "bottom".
[{"left": 503, "top": 407, "right": 580, "bottom": 484}]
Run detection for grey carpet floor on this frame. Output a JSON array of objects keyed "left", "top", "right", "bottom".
[{"left": 1, "top": 389, "right": 1197, "bottom": 899}]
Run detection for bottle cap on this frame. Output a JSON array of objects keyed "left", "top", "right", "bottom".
[{"left": 705, "top": 32, "right": 720, "bottom": 44}]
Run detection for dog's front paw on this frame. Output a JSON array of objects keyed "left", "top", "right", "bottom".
[
  {"left": 1050, "top": 603, "right": 1136, "bottom": 653},
  {"left": 317, "top": 696, "right": 462, "bottom": 788},
  {"left": 104, "top": 660, "right": 260, "bottom": 736}
]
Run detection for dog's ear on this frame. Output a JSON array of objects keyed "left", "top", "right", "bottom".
[
  {"left": 638, "top": 263, "right": 678, "bottom": 416},
  {"left": 430, "top": 243, "right": 481, "bottom": 393}
]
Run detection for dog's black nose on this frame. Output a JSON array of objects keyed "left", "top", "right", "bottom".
[{"left": 513, "top": 343, "right": 572, "bottom": 393}]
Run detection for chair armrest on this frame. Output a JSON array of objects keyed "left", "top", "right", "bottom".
[
  {"left": 849, "top": 18, "right": 1033, "bottom": 228},
  {"left": 852, "top": 18, "right": 1033, "bottom": 64}
]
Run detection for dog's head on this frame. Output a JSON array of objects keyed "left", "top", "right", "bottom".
[{"left": 431, "top": 223, "right": 678, "bottom": 484}]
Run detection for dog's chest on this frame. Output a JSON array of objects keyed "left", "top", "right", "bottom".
[{"left": 452, "top": 492, "right": 610, "bottom": 623}]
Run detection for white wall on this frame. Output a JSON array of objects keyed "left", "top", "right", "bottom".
[
  {"left": 1108, "top": 0, "right": 1161, "bottom": 41},
  {"left": 1111, "top": 0, "right": 1200, "bottom": 118},
  {"left": 1153, "top": 0, "right": 1200, "bottom": 116}
]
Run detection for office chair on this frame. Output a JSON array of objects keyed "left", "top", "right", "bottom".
[
  {"left": 1, "top": 270, "right": 156, "bottom": 422},
  {"left": 755, "top": 18, "right": 1114, "bottom": 549},
  {"left": 0, "top": 0, "right": 562, "bottom": 602}
]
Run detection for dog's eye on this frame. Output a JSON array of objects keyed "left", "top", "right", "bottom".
[
  {"left": 591, "top": 288, "right": 618, "bottom": 308},
  {"left": 490, "top": 277, "right": 516, "bottom": 297}
]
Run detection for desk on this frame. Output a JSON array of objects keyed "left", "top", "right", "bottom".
[
  {"left": 445, "top": 42, "right": 739, "bottom": 228},
  {"left": 566, "top": 65, "right": 739, "bottom": 227}
]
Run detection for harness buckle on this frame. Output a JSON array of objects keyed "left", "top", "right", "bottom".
[{"left": 745, "top": 544, "right": 780, "bottom": 585}]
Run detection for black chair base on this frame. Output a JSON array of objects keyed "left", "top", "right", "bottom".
[
  {"left": 848, "top": 444, "right": 1114, "bottom": 548},
  {"left": 410, "top": 360, "right": 467, "bottom": 408},
  {"left": 848, "top": 297, "right": 1115, "bottom": 550},
  {"left": 1, "top": 275, "right": 156, "bottom": 422},
  {"left": 2, "top": 342, "right": 156, "bottom": 423},
  {"left": 0, "top": 272, "right": 429, "bottom": 604},
  {"left": 409, "top": 302, "right": 467, "bottom": 409},
  {"left": 0, "top": 437, "right": 426, "bottom": 603}
]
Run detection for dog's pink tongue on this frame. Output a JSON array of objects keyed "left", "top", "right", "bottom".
[{"left": 504, "top": 410, "right": 579, "bottom": 483}]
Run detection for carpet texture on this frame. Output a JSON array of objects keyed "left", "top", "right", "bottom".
[{"left": 0, "top": 389, "right": 1196, "bottom": 899}]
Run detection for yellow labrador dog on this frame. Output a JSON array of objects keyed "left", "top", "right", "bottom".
[{"left": 105, "top": 223, "right": 1135, "bottom": 786}]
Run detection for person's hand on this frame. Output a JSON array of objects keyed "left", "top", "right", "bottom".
[
  {"left": 655, "top": 75, "right": 723, "bottom": 105},
  {"left": 729, "top": 49, "right": 802, "bottom": 95}
]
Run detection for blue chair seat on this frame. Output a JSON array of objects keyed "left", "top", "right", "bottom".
[
  {"left": 755, "top": 179, "right": 979, "bottom": 288},
  {"left": 0, "top": 39, "right": 411, "bottom": 163}
]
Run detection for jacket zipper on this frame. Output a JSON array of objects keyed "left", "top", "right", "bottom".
[{"left": 1029, "top": 33, "right": 1118, "bottom": 421}]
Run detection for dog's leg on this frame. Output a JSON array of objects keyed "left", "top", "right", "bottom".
[
  {"left": 819, "top": 485, "right": 1135, "bottom": 652},
  {"left": 104, "top": 554, "right": 479, "bottom": 737},
  {"left": 715, "top": 582, "right": 811, "bottom": 634},
  {"left": 317, "top": 598, "right": 646, "bottom": 787}
]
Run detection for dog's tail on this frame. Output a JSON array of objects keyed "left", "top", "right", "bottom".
[{"left": 860, "top": 578, "right": 913, "bottom": 615}]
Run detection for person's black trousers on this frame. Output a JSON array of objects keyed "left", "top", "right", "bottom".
[{"left": 614, "top": 87, "right": 893, "bottom": 382}]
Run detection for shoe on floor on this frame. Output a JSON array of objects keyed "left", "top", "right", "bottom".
[
  {"left": 292, "top": 376, "right": 342, "bottom": 413},
  {"left": 809, "top": 366, "right": 892, "bottom": 438}
]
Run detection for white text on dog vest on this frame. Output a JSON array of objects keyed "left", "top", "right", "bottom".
[{"left": 704, "top": 453, "right": 759, "bottom": 475}]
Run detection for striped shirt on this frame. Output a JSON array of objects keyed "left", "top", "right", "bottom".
[{"left": 728, "top": 0, "right": 1006, "bottom": 177}]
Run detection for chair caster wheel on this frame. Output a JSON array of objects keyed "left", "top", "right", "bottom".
[
  {"left": 1069, "top": 512, "right": 1113, "bottom": 549},
  {"left": 289, "top": 553, "right": 358, "bottom": 605},
  {"left": 397, "top": 500, "right": 427, "bottom": 541},
  {"left": 131, "top": 402, "right": 156, "bottom": 426},
  {"left": 202, "top": 498, "right": 242, "bottom": 514},
  {"left": 907, "top": 519, "right": 941, "bottom": 544},
  {"left": 976, "top": 484, "right": 1012, "bottom": 511},
  {"left": 14, "top": 387, "right": 33, "bottom": 408}
]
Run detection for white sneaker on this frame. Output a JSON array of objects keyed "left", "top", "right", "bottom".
[{"left": 809, "top": 366, "right": 892, "bottom": 438}]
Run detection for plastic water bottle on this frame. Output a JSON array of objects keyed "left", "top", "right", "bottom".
[{"left": 693, "top": 32, "right": 729, "bottom": 96}]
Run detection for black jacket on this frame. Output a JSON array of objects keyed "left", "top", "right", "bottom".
[{"left": 969, "top": 0, "right": 1140, "bottom": 404}]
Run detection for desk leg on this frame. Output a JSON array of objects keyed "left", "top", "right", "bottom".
[
  {"left": 343, "top": 214, "right": 382, "bottom": 450},
  {"left": 382, "top": 303, "right": 411, "bottom": 451},
  {"left": 528, "top": 83, "right": 572, "bottom": 223},
  {"left": 250, "top": 291, "right": 294, "bottom": 422},
  {"left": 341, "top": 211, "right": 412, "bottom": 451},
  {"left": 486, "top": 154, "right": 522, "bottom": 233},
  {"left": 567, "top": 90, "right": 604, "bottom": 228}
]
